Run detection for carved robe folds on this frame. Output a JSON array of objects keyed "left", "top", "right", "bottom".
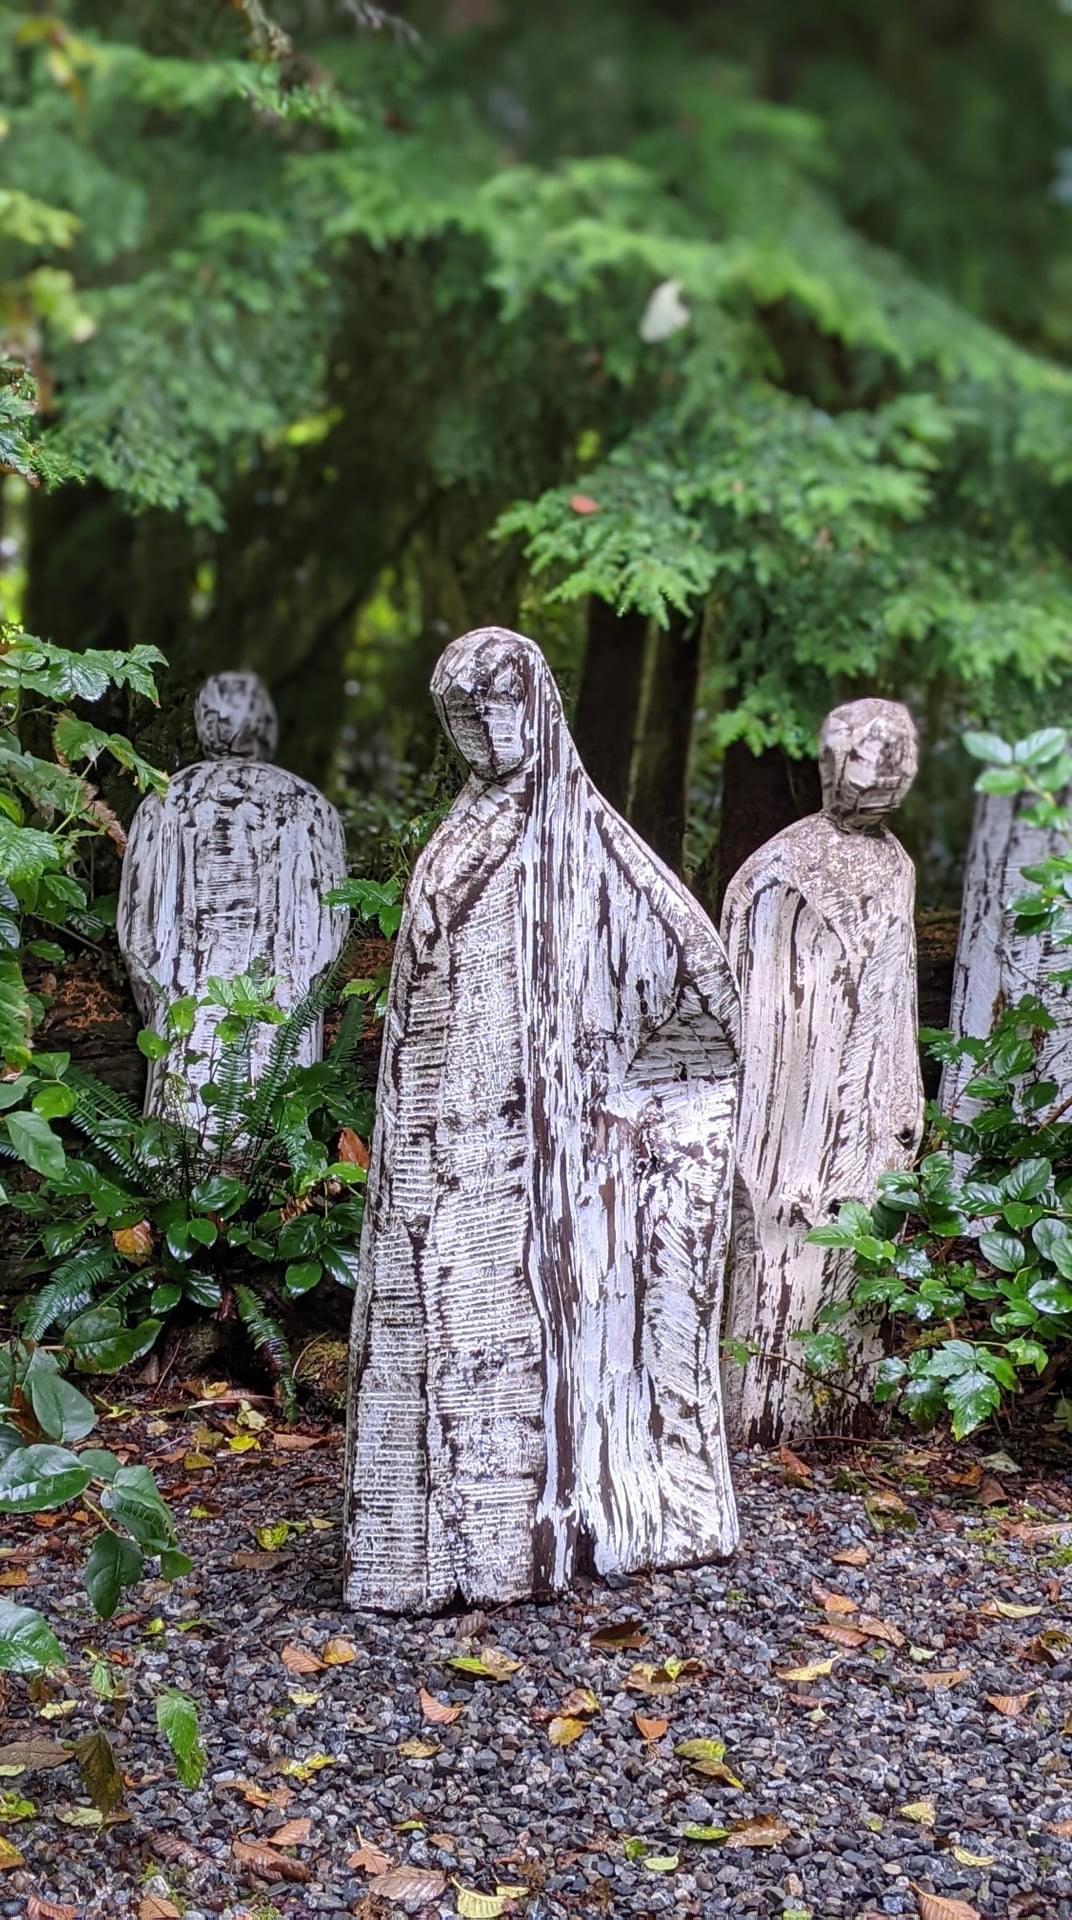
[
  {"left": 721, "top": 699, "right": 924, "bottom": 1447},
  {"left": 344, "top": 627, "right": 740, "bottom": 1612}
]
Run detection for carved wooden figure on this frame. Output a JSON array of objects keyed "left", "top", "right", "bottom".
[
  {"left": 940, "top": 786, "right": 1072, "bottom": 1125},
  {"left": 344, "top": 626, "right": 741, "bottom": 1613},
  {"left": 117, "top": 672, "right": 348, "bottom": 1123},
  {"left": 720, "top": 699, "right": 924, "bottom": 1447}
]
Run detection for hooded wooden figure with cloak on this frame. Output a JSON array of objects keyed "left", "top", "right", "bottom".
[
  {"left": 720, "top": 697, "right": 924, "bottom": 1447},
  {"left": 344, "top": 626, "right": 741, "bottom": 1613},
  {"left": 117, "top": 671, "right": 348, "bottom": 1127}
]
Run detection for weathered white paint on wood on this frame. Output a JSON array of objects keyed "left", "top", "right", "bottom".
[
  {"left": 720, "top": 699, "right": 924, "bottom": 1447},
  {"left": 940, "top": 787, "right": 1072, "bottom": 1126},
  {"left": 117, "top": 673, "right": 348, "bottom": 1123},
  {"left": 344, "top": 626, "right": 741, "bottom": 1614}
]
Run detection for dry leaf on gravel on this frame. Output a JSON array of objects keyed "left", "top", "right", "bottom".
[
  {"left": 269, "top": 1819, "right": 312, "bottom": 1847},
  {"left": 814, "top": 1624, "right": 867, "bottom": 1650},
  {"left": 950, "top": 1846, "right": 994, "bottom": 1867},
  {"left": 916, "top": 1669, "right": 971, "bottom": 1690},
  {"left": 139, "top": 1899, "right": 181, "bottom": 1920},
  {"left": 723, "top": 1815, "right": 791, "bottom": 1849},
  {"left": 776, "top": 1658, "right": 835, "bottom": 1683},
  {"left": 776, "top": 1445, "right": 812, "bottom": 1484},
  {"left": 832, "top": 1545, "right": 869, "bottom": 1567},
  {"left": 321, "top": 1638, "right": 357, "bottom": 1666},
  {"left": 348, "top": 1838, "right": 392, "bottom": 1874},
  {"left": 0, "top": 1840, "right": 24, "bottom": 1870},
  {"left": 232, "top": 1550, "right": 292, "bottom": 1571},
  {"left": 398, "top": 1739, "right": 439, "bottom": 1759},
  {"left": 26, "top": 1900, "right": 77, "bottom": 1920},
  {"left": 979, "top": 1600, "right": 1041, "bottom": 1620},
  {"left": 420, "top": 1688, "right": 463, "bottom": 1725},
  {"left": 899, "top": 1801, "right": 937, "bottom": 1828},
  {"left": 985, "top": 1691, "right": 1035, "bottom": 1717},
  {"left": 0, "top": 1740, "right": 71, "bottom": 1773},
  {"left": 591, "top": 1620, "right": 645, "bottom": 1651},
  {"left": 560, "top": 1687, "right": 600, "bottom": 1717},
  {"left": 446, "top": 1649, "right": 523, "bottom": 1682},
  {"left": 548, "top": 1716, "right": 587, "bottom": 1747},
  {"left": 232, "top": 1837, "right": 312, "bottom": 1883},
  {"left": 857, "top": 1615, "right": 906, "bottom": 1648},
  {"left": 232, "top": 1779, "right": 292, "bottom": 1810},
  {"left": 912, "top": 1888, "right": 980, "bottom": 1920},
  {"left": 634, "top": 1714, "right": 668, "bottom": 1741},
  {"left": 370, "top": 1866, "right": 448, "bottom": 1904},
  {"left": 271, "top": 1433, "right": 325, "bottom": 1452},
  {"left": 1045, "top": 1819, "right": 1072, "bottom": 1839},
  {"left": 811, "top": 1581, "right": 857, "bottom": 1615},
  {"left": 280, "top": 1644, "right": 324, "bottom": 1675}
]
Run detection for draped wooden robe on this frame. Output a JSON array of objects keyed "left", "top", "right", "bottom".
[{"left": 344, "top": 627, "right": 740, "bottom": 1613}]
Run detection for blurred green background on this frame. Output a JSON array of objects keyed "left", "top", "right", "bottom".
[{"left": 5, "top": 0, "right": 1072, "bottom": 907}]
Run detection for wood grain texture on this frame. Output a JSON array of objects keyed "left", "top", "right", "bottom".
[
  {"left": 940, "top": 788, "right": 1072, "bottom": 1126},
  {"left": 117, "top": 673, "right": 348, "bottom": 1123},
  {"left": 344, "top": 626, "right": 741, "bottom": 1614},
  {"left": 720, "top": 699, "right": 924, "bottom": 1447}
]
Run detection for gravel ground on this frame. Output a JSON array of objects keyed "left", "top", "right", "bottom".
[{"left": 1, "top": 1388, "right": 1070, "bottom": 1920}]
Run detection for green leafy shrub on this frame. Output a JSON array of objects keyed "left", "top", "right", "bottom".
[
  {"left": 1, "top": 971, "right": 373, "bottom": 1410},
  {"left": 0, "top": 626, "right": 166, "bottom": 1058},
  {"left": 802, "top": 728, "right": 1072, "bottom": 1440}
]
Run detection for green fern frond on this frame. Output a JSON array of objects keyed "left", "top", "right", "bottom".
[
  {"left": 233, "top": 1283, "right": 296, "bottom": 1418},
  {"left": 17, "top": 1243, "right": 119, "bottom": 1341}
]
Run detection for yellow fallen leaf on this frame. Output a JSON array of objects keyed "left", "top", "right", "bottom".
[
  {"left": 288, "top": 1690, "right": 320, "bottom": 1707},
  {"left": 674, "top": 1739, "right": 743, "bottom": 1788},
  {"left": 398, "top": 1738, "right": 439, "bottom": 1759},
  {"left": 0, "top": 1838, "right": 23, "bottom": 1869},
  {"left": 112, "top": 1220, "right": 152, "bottom": 1262},
  {"left": 900, "top": 1800, "right": 937, "bottom": 1828},
  {"left": 446, "top": 1650, "right": 522, "bottom": 1682},
  {"left": 950, "top": 1846, "right": 995, "bottom": 1866},
  {"left": 775, "top": 1658, "right": 835, "bottom": 1683},
  {"left": 321, "top": 1638, "right": 357, "bottom": 1666},
  {"left": 182, "top": 1452, "right": 214, "bottom": 1471},
  {"left": 280, "top": 1753, "right": 335, "bottom": 1782},
  {"left": 455, "top": 1890, "right": 512, "bottom": 1918},
  {"left": 548, "top": 1716, "right": 587, "bottom": 1748},
  {"left": 228, "top": 1434, "right": 260, "bottom": 1454},
  {"left": 979, "top": 1600, "right": 1042, "bottom": 1620},
  {"left": 559, "top": 1686, "right": 600, "bottom": 1717}
]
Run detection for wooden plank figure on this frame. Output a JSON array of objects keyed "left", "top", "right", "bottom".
[
  {"left": 940, "top": 786, "right": 1072, "bottom": 1126},
  {"left": 117, "top": 672, "right": 348, "bottom": 1125},
  {"left": 720, "top": 698, "right": 924, "bottom": 1447},
  {"left": 344, "top": 626, "right": 741, "bottom": 1613}
]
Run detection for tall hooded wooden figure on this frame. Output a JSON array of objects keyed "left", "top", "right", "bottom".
[
  {"left": 344, "top": 626, "right": 741, "bottom": 1613},
  {"left": 720, "top": 698, "right": 923, "bottom": 1447}
]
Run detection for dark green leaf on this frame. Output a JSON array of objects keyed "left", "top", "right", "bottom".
[
  {"left": 84, "top": 1531, "right": 144, "bottom": 1620},
  {"left": 5, "top": 1111, "right": 66, "bottom": 1179},
  {"left": 0, "top": 1443, "right": 91, "bottom": 1513},
  {"left": 72, "top": 1729, "right": 123, "bottom": 1815},
  {"left": 24, "top": 1371, "right": 96, "bottom": 1445},
  {"left": 978, "top": 1231, "right": 1026, "bottom": 1273},
  {"left": 0, "top": 1601, "right": 64, "bottom": 1675},
  {"left": 156, "top": 1687, "right": 205, "bottom": 1788}
]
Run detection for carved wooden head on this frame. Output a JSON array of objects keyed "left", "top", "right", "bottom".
[
  {"left": 194, "top": 673, "right": 279, "bottom": 761},
  {"left": 431, "top": 627, "right": 550, "bottom": 779},
  {"left": 818, "top": 697, "right": 918, "bottom": 828}
]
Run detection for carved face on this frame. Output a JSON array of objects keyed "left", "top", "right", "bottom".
[
  {"left": 819, "top": 698, "right": 918, "bottom": 827},
  {"left": 431, "top": 631, "right": 538, "bottom": 779},
  {"left": 194, "top": 673, "right": 279, "bottom": 761}
]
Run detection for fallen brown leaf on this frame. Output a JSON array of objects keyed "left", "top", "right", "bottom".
[
  {"left": 348, "top": 1839, "right": 392, "bottom": 1874},
  {"left": 832, "top": 1545, "right": 869, "bottom": 1567},
  {"left": 0, "top": 1740, "right": 71, "bottom": 1773},
  {"left": 985, "top": 1691, "right": 1035, "bottom": 1717},
  {"left": 813, "top": 1623, "right": 867, "bottom": 1650},
  {"left": 591, "top": 1620, "right": 645, "bottom": 1651},
  {"left": 724, "top": 1815, "right": 791, "bottom": 1850},
  {"left": 280, "top": 1644, "right": 324, "bottom": 1675},
  {"left": 232, "top": 1779, "right": 292, "bottom": 1811},
  {"left": 916, "top": 1669, "right": 970, "bottom": 1690},
  {"left": 419, "top": 1688, "right": 463, "bottom": 1726},
  {"left": 0, "top": 1569, "right": 29, "bottom": 1588},
  {"left": 233, "top": 1837, "right": 312, "bottom": 1883},
  {"left": 777, "top": 1445, "right": 813, "bottom": 1485},
  {"left": 912, "top": 1888, "right": 980, "bottom": 1920},
  {"left": 811, "top": 1581, "right": 857, "bottom": 1615},
  {"left": 232, "top": 1550, "right": 292, "bottom": 1572},
  {"left": 268, "top": 1818, "right": 312, "bottom": 1848},
  {"left": 1005, "top": 1519, "right": 1072, "bottom": 1544},
  {"left": 271, "top": 1433, "right": 325, "bottom": 1452},
  {"left": 0, "top": 1840, "right": 24, "bottom": 1870},
  {"left": 560, "top": 1687, "right": 600, "bottom": 1718},
  {"left": 1044, "top": 1818, "right": 1072, "bottom": 1839},
  {"left": 139, "top": 1898, "right": 180, "bottom": 1920},
  {"left": 857, "top": 1614, "right": 907, "bottom": 1649},
  {"left": 26, "top": 1899, "right": 77, "bottom": 1920},
  {"left": 369, "top": 1866, "right": 448, "bottom": 1904},
  {"left": 634, "top": 1714, "right": 668, "bottom": 1742},
  {"left": 976, "top": 1475, "right": 1007, "bottom": 1507}
]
